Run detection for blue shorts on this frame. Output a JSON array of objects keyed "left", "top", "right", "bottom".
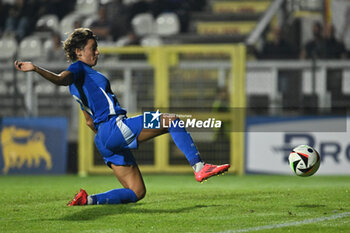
[{"left": 94, "top": 115, "right": 144, "bottom": 167}]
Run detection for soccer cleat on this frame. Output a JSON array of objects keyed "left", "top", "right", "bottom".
[
  {"left": 194, "top": 163, "right": 230, "bottom": 182},
  {"left": 67, "top": 189, "right": 88, "bottom": 206}
]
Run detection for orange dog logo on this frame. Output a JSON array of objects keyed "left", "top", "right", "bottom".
[{"left": 1, "top": 126, "right": 52, "bottom": 174}]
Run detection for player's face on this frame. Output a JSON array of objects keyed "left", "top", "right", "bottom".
[{"left": 77, "top": 39, "right": 99, "bottom": 66}]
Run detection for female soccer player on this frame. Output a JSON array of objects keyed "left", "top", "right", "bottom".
[{"left": 14, "top": 28, "right": 230, "bottom": 206}]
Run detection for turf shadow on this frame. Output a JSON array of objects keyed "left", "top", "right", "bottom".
[
  {"left": 59, "top": 204, "right": 214, "bottom": 221},
  {"left": 295, "top": 204, "right": 327, "bottom": 208}
]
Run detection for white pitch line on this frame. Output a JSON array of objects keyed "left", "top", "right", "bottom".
[{"left": 219, "top": 212, "right": 350, "bottom": 233}]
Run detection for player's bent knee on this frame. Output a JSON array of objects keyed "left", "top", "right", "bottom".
[{"left": 133, "top": 187, "right": 146, "bottom": 201}]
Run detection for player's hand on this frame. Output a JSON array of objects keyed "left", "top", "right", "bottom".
[{"left": 14, "top": 60, "right": 35, "bottom": 72}]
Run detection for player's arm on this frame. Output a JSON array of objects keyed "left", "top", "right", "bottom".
[
  {"left": 14, "top": 60, "right": 74, "bottom": 86},
  {"left": 82, "top": 110, "right": 97, "bottom": 133}
]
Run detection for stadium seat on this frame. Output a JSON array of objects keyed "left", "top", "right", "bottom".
[
  {"left": 0, "top": 37, "right": 18, "bottom": 60},
  {"left": 115, "top": 35, "right": 130, "bottom": 47},
  {"left": 0, "top": 80, "right": 7, "bottom": 94},
  {"left": 60, "top": 14, "right": 82, "bottom": 39},
  {"left": 123, "top": 0, "right": 138, "bottom": 5},
  {"left": 141, "top": 35, "right": 163, "bottom": 47},
  {"left": 131, "top": 13, "right": 155, "bottom": 36},
  {"left": 58, "top": 85, "right": 70, "bottom": 94},
  {"left": 36, "top": 82, "right": 55, "bottom": 94},
  {"left": 18, "top": 36, "right": 43, "bottom": 60},
  {"left": 43, "top": 39, "right": 53, "bottom": 55},
  {"left": 75, "top": 0, "right": 98, "bottom": 15},
  {"left": 36, "top": 14, "right": 60, "bottom": 32},
  {"left": 156, "top": 13, "right": 180, "bottom": 36},
  {"left": 82, "top": 15, "right": 99, "bottom": 28}
]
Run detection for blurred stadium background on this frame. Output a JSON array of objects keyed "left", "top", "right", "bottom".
[{"left": 0, "top": 0, "right": 349, "bottom": 176}]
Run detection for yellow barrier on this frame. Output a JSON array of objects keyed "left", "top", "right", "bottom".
[
  {"left": 78, "top": 44, "right": 246, "bottom": 175},
  {"left": 197, "top": 22, "right": 256, "bottom": 35},
  {"left": 212, "top": 1, "right": 271, "bottom": 13}
]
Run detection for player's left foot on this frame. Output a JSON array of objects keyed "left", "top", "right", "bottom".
[
  {"left": 67, "top": 189, "right": 88, "bottom": 206},
  {"left": 194, "top": 163, "right": 230, "bottom": 182}
]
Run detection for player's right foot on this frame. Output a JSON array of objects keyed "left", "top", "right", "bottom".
[
  {"left": 194, "top": 163, "right": 230, "bottom": 182},
  {"left": 67, "top": 189, "right": 88, "bottom": 206}
]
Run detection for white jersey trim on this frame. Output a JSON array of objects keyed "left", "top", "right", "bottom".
[
  {"left": 99, "top": 87, "right": 116, "bottom": 115},
  {"left": 72, "top": 95, "right": 93, "bottom": 115}
]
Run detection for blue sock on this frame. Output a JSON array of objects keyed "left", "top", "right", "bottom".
[
  {"left": 90, "top": 188, "right": 138, "bottom": 205},
  {"left": 168, "top": 118, "right": 202, "bottom": 166}
]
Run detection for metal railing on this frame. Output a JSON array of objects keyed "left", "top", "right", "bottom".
[
  {"left": 246, "top": 0, "right": 286, "bottom": 46},
  {"left": 1, "top": 59, "right": 350, "bottom": 115}
]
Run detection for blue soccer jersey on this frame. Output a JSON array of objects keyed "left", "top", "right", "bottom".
[{"left": 67, "top": 61, "right": 126, "bottom": 126}]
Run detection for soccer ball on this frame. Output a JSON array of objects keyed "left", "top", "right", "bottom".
[{"left": 288, "top": 145, "right": 320, "bottom": 177}]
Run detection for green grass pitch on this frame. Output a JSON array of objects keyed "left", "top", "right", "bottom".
[{"left": 0, "top": 174, "right": 349, "bottom": 233}]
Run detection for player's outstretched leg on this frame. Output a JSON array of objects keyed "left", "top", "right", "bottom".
[
  {"left": 167, "top": 117, "right": 230, "bottom": 182},
  {"left": 194, "top": 163, "right": 230, "bottom": 182}
]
